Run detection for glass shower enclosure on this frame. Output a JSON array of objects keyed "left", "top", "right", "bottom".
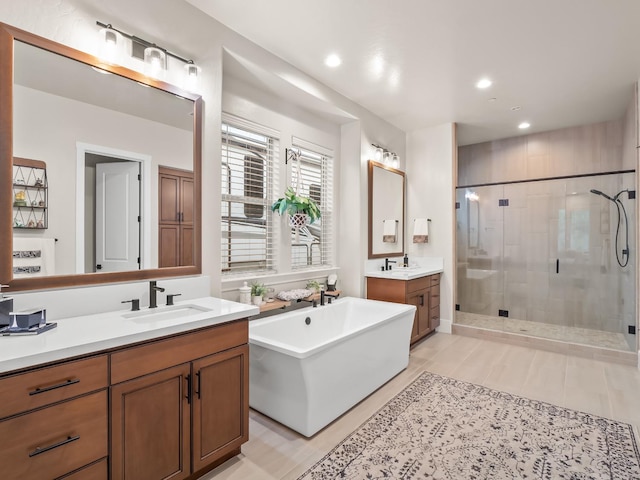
[{"left": 455, "top": 172, "right": 636, "bottom": 351}]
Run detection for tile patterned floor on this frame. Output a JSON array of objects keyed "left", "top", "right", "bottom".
[
  {"left": 200, "top": 333, "right": 640, "bottom": 479},
  {"left": 455, "top": 311, "right": 633, "bottom": 351}
]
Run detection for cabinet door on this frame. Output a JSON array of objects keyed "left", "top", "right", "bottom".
[
  {"left": 111, "top": 363, "right": 191, "bottom": 480},
  {"left": 180, "top": 177, "right": 194, "bottom": 226},
  {"left": 408, "top": 288, "right": 430, "bottom": 338},
  {"left": 191, "top": 345, "right": 249, "bottom": 473},
  {"left": 159, "top": 173, "right": 180, "bottom": 224},
  {"left": 159, "top": 224, "right": 180, "bottom": 268},
  {"left": 180, "top": 225, "right": 194, "bottom": 267}
]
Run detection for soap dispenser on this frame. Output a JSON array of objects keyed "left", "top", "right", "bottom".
[
  {"left": 403, "top": 254, "right": 409, "bottom": 268},
  {"left": 0, "top": 285, "right": 13, "bottom": 326},
  {"left": 239, "top": 282, "right": 252, "bottom": 305}
]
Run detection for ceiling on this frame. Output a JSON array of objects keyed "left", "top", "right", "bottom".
[{"left": 185, "top": 0, "right": 640, "bottom": 145}]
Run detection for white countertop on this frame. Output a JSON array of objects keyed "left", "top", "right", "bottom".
[
  {"left": 365, "top": 266, "right": 443, "bottom": 280},
  {"left": 0, "top": 297, "right": 259, "bottom": 374}
]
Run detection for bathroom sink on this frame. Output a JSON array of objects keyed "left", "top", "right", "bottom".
[{"left": 123, "top": 304, "right": 212, "bottom": 322}]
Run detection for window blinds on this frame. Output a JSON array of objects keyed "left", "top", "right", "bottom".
[
  {"left": 221, "top": 117, "right": 279, "bottom": 275},
  {"left": 290, "top": 146, "right": 333, "bottom": 268}
]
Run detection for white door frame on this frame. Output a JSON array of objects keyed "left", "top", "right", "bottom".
[{"left": 76, "top": 142, "right": 152, "bottom": 274}]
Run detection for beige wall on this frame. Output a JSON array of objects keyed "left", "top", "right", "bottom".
[{"left": 458, "top": 114, "right": 635, "bottom": 186}]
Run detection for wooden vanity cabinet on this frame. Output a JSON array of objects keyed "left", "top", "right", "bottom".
[
  {"left": 0, "top": 318, "right": 249, "bottom": 480},
  {"left": 367, "top": 273, "right": 441, "bottom": 344},
  {"left": 110, "top": 320, "right": 249, "bottom": 480},
  {"left": 0, "top": 355, "right": 109, "bottom": 480}
]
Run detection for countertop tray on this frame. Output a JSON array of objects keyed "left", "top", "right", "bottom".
[{"left": 0, "top": 322, "right": 57, "bottom": 336}]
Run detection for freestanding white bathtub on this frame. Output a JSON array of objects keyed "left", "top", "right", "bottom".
[{"left": 249, "top": 296, "right": 416, "bottom": 437}]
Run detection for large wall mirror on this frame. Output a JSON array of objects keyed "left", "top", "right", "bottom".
[
  {"left": 0, "top": 22, "right": 202, "bottom": 292},
  {"left": 368, "top": 160, "right": 405, "bottom": 258}
]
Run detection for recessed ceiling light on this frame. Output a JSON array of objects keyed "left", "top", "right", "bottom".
[
  {"left": 325, "top": 54, "right": 342, "bottom": 68},
  {"left": 518, "top": 122, "right": 531, "bottom": 129},
  {"left": 476, "top": 78, "right": 492, "bottom": 89}
]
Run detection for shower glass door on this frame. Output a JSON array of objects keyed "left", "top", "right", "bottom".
[{"left": 456, "top": 172, "right": 635, "bottom": 351}]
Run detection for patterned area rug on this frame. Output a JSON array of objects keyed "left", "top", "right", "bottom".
[{"left": 298, "top": 372, "right": 640, "bottom": 479}]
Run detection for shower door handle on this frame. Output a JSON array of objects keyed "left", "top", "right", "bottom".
[{"left": 556, "top": 259, "right": 559, "bottom": 274}]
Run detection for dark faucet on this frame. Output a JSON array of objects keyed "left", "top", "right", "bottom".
[
  {"left": 149, "top": 281, "right": 165, "bottom": 308},
  {"left": 385, "top": 258, "right": 397, "bottom": 271}
]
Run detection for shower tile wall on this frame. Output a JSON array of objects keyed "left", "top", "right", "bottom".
[{"left": 458, "top": 109, "right": 635, "bottom": 187}]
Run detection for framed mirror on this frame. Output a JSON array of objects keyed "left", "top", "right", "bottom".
[
  {"left": 0, "top": 22, "right": 202, "bottom": 292},
  {"left": 368, "top": 160, "right": 405, "bottom": 258}
]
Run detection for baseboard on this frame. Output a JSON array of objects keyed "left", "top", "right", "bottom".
[{"left": 436, "top": 318, "right": 452, "bottom": 334}]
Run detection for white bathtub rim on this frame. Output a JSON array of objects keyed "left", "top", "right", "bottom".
[{"left": 249, "top": 297, "right": 416, "bottom": 359}]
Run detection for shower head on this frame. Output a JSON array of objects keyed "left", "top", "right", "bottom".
[{"left": 590, "top": 189, "right": 614, "bottom": 201}]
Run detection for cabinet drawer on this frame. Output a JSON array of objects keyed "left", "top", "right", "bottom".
[
  {"left": 0, "top": 355, "right": 108, "bottom": 419},
  {"left": 430, "top": 306, "right": 440, "bottom": 330},
  {"left": 58, "top": 458, "right": 107, "bottom": 480},
  {"left": 0, "top": 390, "right": 108, "bottom": 480},
  {"left": 430, "top": 284, "right": 440, "bottom": 307},
  {"left": 366, "top": 277, "right": 407, "bottom": 303},
  {"left": 429, "top": 274, "right": 441, "bottom": 286},
  {"left": 111, "top": 319, "right": 248, "bottom": 384},
  {"left": 407, "top": 276, "right": 430, "bottom": 293}
]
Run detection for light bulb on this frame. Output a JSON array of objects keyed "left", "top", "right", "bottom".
[
  {"left": 98, "top": 26, "right": 123, "bottom": 65},
  {"left": 184, "top": 62, "right": 201, "bottom": 91},
  {"left": 144, "top": 46, "right": 166, "bottom": 79},
  {"left": 391, "top": 153, "right": 399, "bottom": 169},
  {"left": 374, "top": 147, "right": 384, "bottom": 162}
]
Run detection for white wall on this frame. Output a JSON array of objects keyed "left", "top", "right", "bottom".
[
  {"left": 1, "top": 0, "right": 406, "bottom": 305},
  {"left": 13, "top": 85, "right": 192, "bottom": 274},
  {"left": 406, "top": 123, "right": 456, "bottom": 331}
]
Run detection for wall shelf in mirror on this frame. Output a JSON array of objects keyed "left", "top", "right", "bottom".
[
  {"left": 13, "top": 158, "right": 47, "bottom": 229},
  {"left": 0, "top": 22, "right": 202, "bottom": 292}
]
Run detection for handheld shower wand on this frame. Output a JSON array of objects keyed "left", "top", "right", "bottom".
[
  {"left": 590, "top": 188, "right": 630, "bottom": 267},
  {"left": 589, "top": 189, "right": 614, "bottom": 201}
]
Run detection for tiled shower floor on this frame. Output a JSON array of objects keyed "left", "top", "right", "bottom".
[{"left": 455, "top": 311, "right": 633, "bottom": 352}]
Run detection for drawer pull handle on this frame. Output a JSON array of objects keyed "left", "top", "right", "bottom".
[
  {"left": 29, "top": 435, "right": 80, "bottom": 457},
  {"left": 29, "top": 378, "right": 80, "bottom": 396}
]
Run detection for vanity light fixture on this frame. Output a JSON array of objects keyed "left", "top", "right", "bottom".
[
  {"left": 96, "top": 21, "right": 201, "bottom": 86},
  {"left": 371, "top": 144, "right": 400, "bottom": 168}
]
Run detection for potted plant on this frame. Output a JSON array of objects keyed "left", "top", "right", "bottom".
[
  {"left": 250, "top": 281, "right": 267, "bottom": 306},
  {"left": 306, "top": 280, "right": 322, "bottom": 293},
  {"left": 271, "top": 187, "right": 321, "bottom": 228}
]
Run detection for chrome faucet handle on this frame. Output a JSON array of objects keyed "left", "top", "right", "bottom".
[
  {"left": 122, "top": 299, "right": 140, "bottom": 311},
  {"left": 166, "top": 294, "right": 182, "bottom": 306}
]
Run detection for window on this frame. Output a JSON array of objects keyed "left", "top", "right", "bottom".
[
  {"left": 221, "top": 117, "right": 279, "bottom": 275},
  {"left": 289, "top": 145, "right": 333, "bottom": 268}
]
